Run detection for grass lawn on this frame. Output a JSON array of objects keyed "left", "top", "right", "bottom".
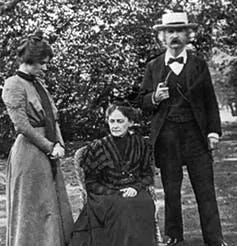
[{"left": 0, "top": 123, "right": 236, "bottom": 245}]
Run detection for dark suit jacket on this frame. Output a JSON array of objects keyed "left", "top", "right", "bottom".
[{"left": 140, "top": 51, "right": 222, "bottom": 148}]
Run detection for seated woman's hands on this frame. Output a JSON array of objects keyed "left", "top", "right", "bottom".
[
  {"left": 120, "top": 187, "right": 137, "bottom": 198},
  {"left": 50, "top": 142, "right": 65, "bottom": 159}
]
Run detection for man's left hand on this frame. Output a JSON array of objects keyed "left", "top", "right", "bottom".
[{"left": 208, "top": 136, "right": 219, "bottom": 150}]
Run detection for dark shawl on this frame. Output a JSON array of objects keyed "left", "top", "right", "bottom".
[
  {"left": 71, "top": 133, "right": 156, "bottom": 246},
  {"left": 81, "top": 133, "right": 154, "bottom": 194}
]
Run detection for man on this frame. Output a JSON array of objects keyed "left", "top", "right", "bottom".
[{"left": 140, "top": 12, "right": 227, "bottom": 246}]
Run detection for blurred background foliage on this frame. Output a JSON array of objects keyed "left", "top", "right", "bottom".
[{"left": 0, "top": 0, "right": 237, "bottom": 155}]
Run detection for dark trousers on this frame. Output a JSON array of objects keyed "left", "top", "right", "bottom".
[{"left": 154, "top": 120, "right": 223, "bottom": 245}]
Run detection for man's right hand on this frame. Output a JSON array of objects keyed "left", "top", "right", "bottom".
[{"left": 153, "top": 83, "right": 169, "bottom": 103}]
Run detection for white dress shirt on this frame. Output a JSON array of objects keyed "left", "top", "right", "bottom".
[{"left": 165, "top": 48, "right": 187, "bottom": 75}]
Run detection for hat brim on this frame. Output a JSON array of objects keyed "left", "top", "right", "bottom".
[{"left": 153, "top": 23, "right": 198, "bottom": 30}]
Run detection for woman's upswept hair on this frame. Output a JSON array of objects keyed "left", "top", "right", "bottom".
[
  {"left": 17, "top": 29, "right": 53, "bottom": 65},
  {"left": 105, "top": 100, "right": 140, "bottom": 122}
]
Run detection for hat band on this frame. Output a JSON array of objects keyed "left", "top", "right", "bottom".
[{"left": 165, "top": 22, "right": 187, "bottom": 25}]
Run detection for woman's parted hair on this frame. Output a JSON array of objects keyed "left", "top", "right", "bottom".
[
  {"left": 105, "top": 101, "right": 140, "bottom": 122},
  {"left": 17, "top": 29, "right": 53, "bottom": 65}
]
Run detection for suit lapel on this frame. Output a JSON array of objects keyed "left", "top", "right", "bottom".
[{"left": 185, "top": 52, "right": 198, "bottom": 91}]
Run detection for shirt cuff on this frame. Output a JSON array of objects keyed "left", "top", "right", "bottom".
[
  {"left": 208, "top": 132, "right": 219, "bottom": 140},
  {"left": 152, "top": 92, "right": 160, "bottom": 105}
]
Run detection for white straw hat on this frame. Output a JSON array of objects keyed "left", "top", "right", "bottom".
[{"left": 153, "top": 12, "right": 198, "bottom": 30}]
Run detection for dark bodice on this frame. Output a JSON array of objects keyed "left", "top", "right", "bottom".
[{"left": 81, "top": 133, "right": 154, "bottom": 195}]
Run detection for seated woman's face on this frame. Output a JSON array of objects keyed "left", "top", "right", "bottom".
[{"left": 108, "top": 109, "right": 133, "bottom": 137}]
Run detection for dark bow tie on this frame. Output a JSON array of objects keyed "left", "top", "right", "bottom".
[{"left": 167, "top": 57, "right": 184, "bottom": 64}]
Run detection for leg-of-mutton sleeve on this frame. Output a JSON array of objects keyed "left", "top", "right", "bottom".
[
  {"left": 140, "top": 138, "right": 154, "bottom": 184},
  {"left": 45, "top": 86, "right": 65, "bottom": 147},
  {"left": 2, "top": 78, "right": 54, "bottom": 154},
  {"left": 78, "top": 140, "right": 118, "bottom": 195},
  {"left": 131, "top": 136, "right": 154, "bottom": 191}
]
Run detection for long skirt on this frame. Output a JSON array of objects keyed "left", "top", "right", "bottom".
[
  {"left": 6, "top": 130, "right": 73, "bottom": 246},
  {"left": 70, "top": 190, "right": 156, "bottom": 246}
]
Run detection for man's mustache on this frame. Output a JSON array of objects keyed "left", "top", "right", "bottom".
[{"left": 171, "top": 39, "right": 181, "bottom": 44}]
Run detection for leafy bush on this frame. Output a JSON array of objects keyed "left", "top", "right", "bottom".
[{"left": 1, "top": 0, "right": 237, "bottom": 155}]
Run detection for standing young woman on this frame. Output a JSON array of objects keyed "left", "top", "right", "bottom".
[
  {"left": 70, "top": 102, "right": 156, "bottom": 246},
  {"left": 2, "top": 30, "right": 73, "bottom": 246}
]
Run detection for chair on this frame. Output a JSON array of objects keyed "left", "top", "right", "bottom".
[{"left": 73, "top": 146, "right": 164, "bottom": 246}]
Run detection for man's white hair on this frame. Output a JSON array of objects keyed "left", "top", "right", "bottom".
[{"left": 157, "top": 28, "right": 195, "bottom": 47}]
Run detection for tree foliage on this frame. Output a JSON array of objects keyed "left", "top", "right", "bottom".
[{"left": 0, "top": 0, "right": 237, "bottom": 154}]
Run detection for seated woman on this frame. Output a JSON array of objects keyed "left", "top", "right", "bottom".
[{"left": 70, "top": 102, "right": 156, "bottom": 246}]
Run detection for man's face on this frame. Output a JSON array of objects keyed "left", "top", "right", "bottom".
[{"left": 164, "top": 27, "right": 188, "bottom": 51}]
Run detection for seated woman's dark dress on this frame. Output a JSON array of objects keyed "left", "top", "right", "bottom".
[{"left": 70, "top": 133, "right": 156, "bottom": 246}]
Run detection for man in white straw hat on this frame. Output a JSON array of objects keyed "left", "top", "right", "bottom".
[{"left": 140, "top": 12, "right": 228, "bottom": 246}]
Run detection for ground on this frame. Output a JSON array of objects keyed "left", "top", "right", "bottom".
[{"left": 0, "top": 117, "right": 236, "bottom": 245}]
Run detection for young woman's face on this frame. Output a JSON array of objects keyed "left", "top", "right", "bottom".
[
  {"left": 108, "top": 109, "right": 133, "bottom": 137},
  {"left": 28, "top": 57, "right": 50, "bottom": 75}
]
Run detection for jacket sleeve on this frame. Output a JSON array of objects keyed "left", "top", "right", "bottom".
[
  {"left": 2, "top": 78, "right": 54, "bottom": 154},
  {"left": 202, "top": 62, "right": 222, "bottom": 136},
  {"left": 139, "top": 63, "right": 158, "bottom": 111}
]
